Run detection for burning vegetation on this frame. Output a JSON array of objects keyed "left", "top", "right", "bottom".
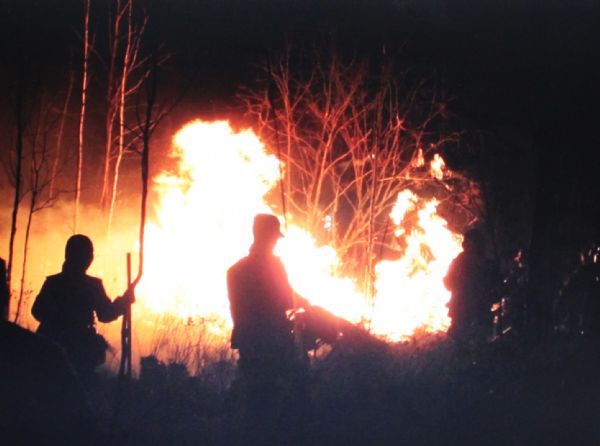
[
  {"left": 99, "top": 111, "right": 476, "bottom": 372},
  {"left": 138, "top": 120, "right": 466, "bottom": 342},
  {"left": 1, "top": 44, "right": 484, "bottom": 372},
  {"left": 3, "top": 117, "right": 477, "bottom": 372}
]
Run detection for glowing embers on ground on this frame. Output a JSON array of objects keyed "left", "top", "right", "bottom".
[{"left": 136, "top": 120, "right": 462, "bottom": 342}]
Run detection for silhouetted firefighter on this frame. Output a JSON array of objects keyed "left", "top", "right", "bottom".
[
  {"left": 444, "top": 229, "right": 496, "bottom": 341},
  {"left": 227, "top": 214, "right": 310, "bottom": 445},
  {"left": 31, "top": 234, "right": 134, "bottom": 385},
  {"left": 560, "top": 243, "right": 600, "bottom": 336}
]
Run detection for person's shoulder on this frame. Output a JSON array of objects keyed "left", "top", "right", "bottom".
[
  {"left": 44, "top": 273, "right": 63, "bottom": 284},
  {"left": 40, "top": 273, "right": 70, "bottom": 293},
  {"left": 449, "top": 252, "right": 465, "bottom": 266},
  {"left": 83, "top": 274, "right": 102, "bottom": 283},
  {"left": 228, "top": 256, "right": 249, "bottom": 273},
  {"left": 82, "top": 275, "right": 104, "bottom": 288},
  {"left": 268, "top": 254, "right": 286, "bottom": 271}
]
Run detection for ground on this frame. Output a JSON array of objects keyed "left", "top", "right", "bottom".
[{"left": 87, "top": 332, "right": 600, "bottom": 446}]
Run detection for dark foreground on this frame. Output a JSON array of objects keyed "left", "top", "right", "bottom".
[{"left": 3, "top": 325, "right": 600, "bottom": 446}]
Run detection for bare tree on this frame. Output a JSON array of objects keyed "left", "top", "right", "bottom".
[
  {"left": 6, "top": 64, "right": 26, "bottom": 317},
  {"left": 100, "top": 0, "right": 143, "bottom": 206},
  {"left": 115, "top": 37, "right": 172, "bottom": 409},
  {"left": 48, "top": 62, "right": 75, "bottom": 200},
  {"left": 74, "top": 0, "right": 91, "bottom": 233},
  {"left": 100, "top": 0, "right": 125, "bottom": 208},
  {"left": 2, "top": 4, "right": 44, "bottom": 319},
  {"left": 104, "top": 0, "right": 149, "bottom": 237},
  {"left": 15, "top": 93, "right": 62, "bottom": 323},
  {"left": 243, "top": 49, "right": 474, "bottom": 289}
]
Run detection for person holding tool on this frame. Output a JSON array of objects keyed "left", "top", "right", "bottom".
[
  {"left": 32, "top": 234, "right": 135, "bottom": 385},
  {"left": 227, "top": 214, "right": 311, "bottom": 444}
]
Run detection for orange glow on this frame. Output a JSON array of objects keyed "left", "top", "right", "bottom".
[
  {"left": 134, "top": 120, "right": 462, "bottom": 342},
  {"left": 430, "top": 153, "right": 446, "bottom": 180},
  {"left": 372, "top": 193, "right": 463, "bottom": 339}
]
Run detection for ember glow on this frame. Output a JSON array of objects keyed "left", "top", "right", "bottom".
[{"left": 135, "top": 120, "right": 462, "bottom": 342}]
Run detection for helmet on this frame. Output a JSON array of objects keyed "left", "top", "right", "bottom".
[{"left": 253, "top": 214, "right": 284, "bottom": 241}]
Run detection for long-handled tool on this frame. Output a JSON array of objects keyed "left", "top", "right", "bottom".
[
  {"left": 112, "top": 253, "right": 134, "bottom": 432},
  {"left": 118, "top": 253, "right": 133, "bottom": 380}
]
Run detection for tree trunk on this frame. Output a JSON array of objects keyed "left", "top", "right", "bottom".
[
  {"left": 49, "top": 67, "right": 74, "bottom": 199},
  {"left": 7, "top": 71, "right": 25, "bottom": 320},
  {"left": 101, "top": 0, "right": 125, "bottom": 208},
  {"left": 107, "top": 0, "right": 133, "bottom": 237},
  {"left": 75, "top": 0, "right": 91, "bottom": 233},
  {"left": 15, "top": 190, "right": 36, "bottom": 324}
]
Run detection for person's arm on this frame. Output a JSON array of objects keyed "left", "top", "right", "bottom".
[
  {"left": 274, "top": 259, "right": 311, "bottom": 310},
  {"left": 94, "top": 280, "right": 133, "bottom": 323},
  {"left": 226, "top": 269, "right": 239, "bottom": 325},
  {"left": 293, "top": 292, "right": 311, "bottom": 309},
  {"left": 272, "top": 259, "right": 293, "bottom": 310},
  {"left": 32, "top": 279, "right": 57, "bottom": 323}
]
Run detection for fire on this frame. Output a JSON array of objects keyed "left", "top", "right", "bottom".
[
  {"left": 136, "top": 120, "right": 462, "bottom": 342},
  {"left": 430, "top": 153, "right": 446, "bottom": 180},
  {"left": 136, "top": 121, "right": 280, "bottom": 322},
  {"left": 372, "top": 193, "right": 462, "bottom": 339}
]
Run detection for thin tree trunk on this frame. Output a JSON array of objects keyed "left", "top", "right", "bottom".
[
  {"left": 101, "top": 108, "right": 117, "bottom": 208},
  {"left": 101, "top": 0, "right": 124, "bottom": 207},
  {"left": 136, "top": 46, "right": 159, "bottom": 284},
  {"left": 49, "top": 67, "right": 75, "bottom": 199},
  {"left": 15, "top": 189, "right": 36, "bottom": 324},
  {"left": 7, "top": 72, "right": 25, "bottom": 319},
  {"left": 107, "top": 0, "right": 133, "bottom": 237},
  {"left": 75, "top": 0, "right": 91, "bottom": 232}
]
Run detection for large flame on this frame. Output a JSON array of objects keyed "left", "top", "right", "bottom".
[{"left": 136, "top": 120, "right": 462, "bottom": 342}]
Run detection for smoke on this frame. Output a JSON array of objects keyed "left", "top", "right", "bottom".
[
  {"left": 0, "top": 196, "right": 234, "bottom": 375},
  {"left": 0, "top": 198, "right": 140, "bottom": 327}
]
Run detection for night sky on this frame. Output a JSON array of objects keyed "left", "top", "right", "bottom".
[
  {"left": 2, "top": 1, "right": 598, "bottom": 118},
  {"left": 1, "top": 0, "right": 599, "bottom": 245}
]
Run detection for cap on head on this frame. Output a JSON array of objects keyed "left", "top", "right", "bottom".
[
  {"left": 65, "top": 234, "right": 94, "bottom": 266},
  {"left": 253, "top": 214, "right": 284, "bottom": 241}
]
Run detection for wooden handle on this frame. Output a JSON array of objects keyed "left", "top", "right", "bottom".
[{"left": 126, "top": 252, "right": 132, "bottom": 286}]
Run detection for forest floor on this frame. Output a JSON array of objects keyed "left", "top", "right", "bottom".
[{"left": 88, "top": 332, "right": 600, "bottom": 446}]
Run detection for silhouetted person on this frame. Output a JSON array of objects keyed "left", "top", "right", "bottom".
[
  {"left": 444, "top": 229, "right": 496, "bottom": 341},
  {"left": 227, "top": 214, "right": 309, "bottom": 445},
  {"left": 0, "top": 256, "right": 8, "bottom": 321},
  {"left": 561, "top": 243, "right": 600, "bottom": 337},
  {"left": 1, "top": 320, "right": 95, "bottom": 444},
  {"left": 32, "top": 234, "right": 134, "bottom": 385}
]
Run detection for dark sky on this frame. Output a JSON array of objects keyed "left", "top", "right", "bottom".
[
  {"left": 1, "top": 0, "right": 599, "bottom": 201},
  {"left": 0, "top": 0, "right": 598, "bottom": 121},
  {"left": 0, "top": 0, "right": 599, "bottom": 279}
]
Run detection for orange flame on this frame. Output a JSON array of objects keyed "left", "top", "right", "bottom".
[
  {"left": 430, "top": 153, "right": 446, "bottom": 180},
  {"left": 135, "top": 120, "right": 462, "bottom": 342}
]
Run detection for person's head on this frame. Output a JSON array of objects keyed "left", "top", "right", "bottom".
[
  {"left": 252, "top": 214, "right": 283, "bottom": 250},
  {"left": 64, "top": 234, "right": 94, "bottom": 273},
  {"left": 462, "top": 228, "right": 484, "bottom": 254}
]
